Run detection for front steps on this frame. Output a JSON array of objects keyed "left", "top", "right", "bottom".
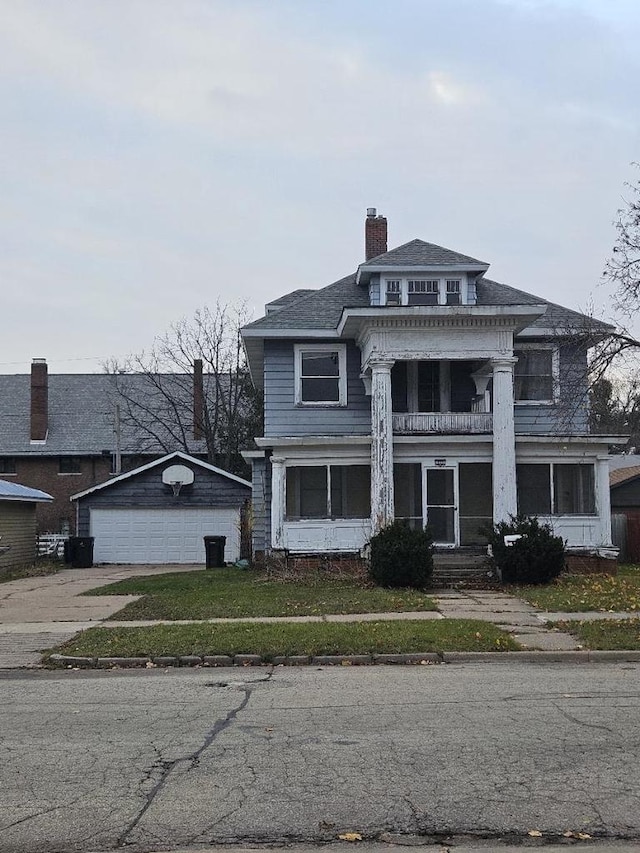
[{"left": 432, "top": 547, "right": 493, "bottom": 587}]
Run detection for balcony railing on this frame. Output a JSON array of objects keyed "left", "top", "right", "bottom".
[{"left": 392, "top": 412, "right": 494, "bottom": 434}]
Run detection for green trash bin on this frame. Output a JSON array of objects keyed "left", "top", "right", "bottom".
[{"left": 204, "top": 536, "right": 226, "bottom": 568}]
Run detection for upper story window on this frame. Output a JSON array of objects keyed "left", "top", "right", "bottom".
[
  {"left": 514, "top": 347, "right": 557, "bottom": 403},
  {"left": 0, "top": 457, "right": 16, "bottom": 475},
  {"left": 384, "top": 276, "right": 466, "bottom": 306},
  {"left": 294, "top": 344, "right": 347, "bottom": 406},
  {"left": 59, "top": 456, "right": 82, "bottom": 474}
]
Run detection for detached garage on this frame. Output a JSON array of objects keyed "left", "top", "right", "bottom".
[{"left": 71, "top": 452, "right": 251, "bottom": 565}]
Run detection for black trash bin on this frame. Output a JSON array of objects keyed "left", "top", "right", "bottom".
[
  {"left": 204, "top": 535, "right": 226, "bottom": 568},
  {"left": 63, "top": 538, "right": 74, "bottom": 565},
  {"left": 69, "top": 536, "right": 94, "bottom": 569}
]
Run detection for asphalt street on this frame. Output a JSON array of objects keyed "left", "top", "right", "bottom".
[{"left": 1, "top": 662, "right": 640, "bottom": 853}]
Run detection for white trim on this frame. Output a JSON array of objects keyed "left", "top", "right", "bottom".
[
  {"left": 242, "top": 327, "right": 339, "bottom": 338},
  {"left": 293, "top": 343, "right": 347, "bottom": 407},
  {"left": 381, "top": 274, "right": 468, "bottom": 307},
  {"left": 70, "top": 450, "right": 251, "bottom": 501}
]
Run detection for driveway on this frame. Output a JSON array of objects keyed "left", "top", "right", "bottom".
[{"left": 0, "top": 564, "right": 201, "bottom": 667}]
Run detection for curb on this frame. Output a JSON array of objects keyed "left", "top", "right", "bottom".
[{"left": 45, "top": 649, "right": 640, "bottom": 669}]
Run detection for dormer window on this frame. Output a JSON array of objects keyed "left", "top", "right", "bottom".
[
  {"left": 408, "top": 280, "right": 439, "bottom": 305},
  {"left": 383, "top": 276, "right": 467, "bottom": 306},
  {"left": 446, "top": 280, "right": 461, "bottom": 305}
]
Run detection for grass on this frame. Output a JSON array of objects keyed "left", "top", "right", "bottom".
[
  {"left": 47, "top": 619, "right": 519, "bottom": 659},
  {"left": 556, "top": 619, "right": 640, "bottom": 650},
  {"left": 0, "top": 559, "right": 63, "bottom": 584},
  {"left": 512, "top": 564, "right": 640, "bottom": 613},
  {"left": 87, "top": 568, "right": 439, "bottom": 620}
]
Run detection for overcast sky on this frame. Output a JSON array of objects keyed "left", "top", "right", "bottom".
[{"left": 1, "top": 0, "right": 639, "bottom": 373}]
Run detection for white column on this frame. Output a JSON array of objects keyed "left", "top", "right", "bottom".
[
  {"left": 492, "top": 357, "right": 518, "bottom": 522},
  {"left": 270, "top": 456, "right": 286, "bottom": 550},
  {"left": 370, "top": 358, "right": 395, "bottom": 533},
  {"left": 597, "top": 456, "right": 613, "bottom": 546}
]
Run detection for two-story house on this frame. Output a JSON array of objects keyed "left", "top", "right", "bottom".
[{"left": 242, "top": 210, "right": 616, "bottom": 566}]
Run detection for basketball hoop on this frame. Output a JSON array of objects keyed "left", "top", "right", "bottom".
[{"left": 162, "top": 463, "right": 195, "bottom": 498}]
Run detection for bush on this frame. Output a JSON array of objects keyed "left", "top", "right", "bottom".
[
  {"left": 369, "top": 522, "right": 433, "bottom": 589},
  {"left": 484, "top": 515, "right": 565, "bottom": 585}
]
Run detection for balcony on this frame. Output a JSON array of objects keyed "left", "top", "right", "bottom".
[{"left": 392, "top": 412, "right": 493, "bottom": 435}]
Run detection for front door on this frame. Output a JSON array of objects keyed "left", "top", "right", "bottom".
[{"left": 425, "top": 467, "right": 457, "bottom": 546}]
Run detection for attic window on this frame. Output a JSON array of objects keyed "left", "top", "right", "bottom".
[
  {"left": 383, "top": 277, "right": 467, "bottom": 306},
  {"left": 408, "top": 280, "right": 439, "bottom": 306},
  {"left": 446, "top": 280, "right": 461, "bottom": 305},
  {"left": 294, "top": 344, "right": 347, "bottom": 406},
  {"left": 385, "top": 280, "right": 401, "bottom": 305}
]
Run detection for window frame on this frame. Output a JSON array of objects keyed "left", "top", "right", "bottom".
[
  {"left": 0, "top": 456, "right": 17, "bottom": 475},
  {"left": 58, "top": 456, "right": 82, "bottom": 475},
  {"left": 294, "top": 343, "right": 347, "bottom": 407},
  {"left": 513, "top": 344, "right": 559, "bottom": 405},
  {"left": 516, "top": 461, "right": 597, "bottom": 516},
  {"left": 383, "top": 276, "right": 467, "bottom": 306},
  {"left": 285, "top": 463, "right": 371, "bottom": 520}
]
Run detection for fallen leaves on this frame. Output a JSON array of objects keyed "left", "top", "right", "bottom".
[{"left": 338, "top": 832, "right": 363, "bottom": 842}]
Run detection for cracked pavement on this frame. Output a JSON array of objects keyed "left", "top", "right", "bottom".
[{"left": 1, "top": 663, "right": 640, "bottom": 852}]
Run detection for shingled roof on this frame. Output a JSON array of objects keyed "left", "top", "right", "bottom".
[
  {"left": 0, "top": 373, "right": 208, "bottom": 456},
  {"left": 361, "top": 238, "right": 488, "bottom": 269}
]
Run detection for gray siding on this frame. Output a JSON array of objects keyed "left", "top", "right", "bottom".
[
  {"left": 76, "top": 460, "right": 250, "bottom": 536},
  {"left": 0, "top": 502, "right": 37, "bottom": 571},
  {"left": 264, "top": 340, "right": 371, "bottom": 437},
  {"left": 611, "top": 480, "right": 640, "bottom": 509},
  {"left": 514, "top": 343, "right": 589, "bottom": 435}
]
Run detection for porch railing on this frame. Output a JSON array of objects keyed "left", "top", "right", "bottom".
[{"left": 392, "top": 412, "right": 493, "bottom": 434}]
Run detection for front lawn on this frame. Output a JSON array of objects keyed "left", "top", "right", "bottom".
[
  {"left": 88, "top": 568, "right": 438, "bottom": 620},
  {"left": 557, "top": 619, "right": 640, "bottom": 650},
  {"left": 513, "top": 565, "right": 640, "bottom": 613},
  {"left": 47, "top": 619, "right": 519, "bottom": 659}
]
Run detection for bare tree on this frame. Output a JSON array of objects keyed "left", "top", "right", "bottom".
[
  {"left": 105, "top": 301, "right": 262, "bottom": 476},
  {"left": 604, "top": 163, "right": 640, "bottom": 316}
]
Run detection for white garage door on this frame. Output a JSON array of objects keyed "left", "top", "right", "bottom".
[{"left": 90, "top": 507, "right": 241, "bottom": 564}]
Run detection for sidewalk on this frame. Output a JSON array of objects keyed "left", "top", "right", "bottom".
[{"left": 1, "top": 568, "right": 639, "bottom": 669}]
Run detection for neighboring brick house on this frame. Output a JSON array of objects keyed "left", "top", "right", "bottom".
[
  {"left": 0, "top": 360, "right": 208, "bottom": 534},
  {"left": 242, "top": 209, "right": 618, "bottom": 566}
]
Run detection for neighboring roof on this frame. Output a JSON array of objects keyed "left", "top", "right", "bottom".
[
  {"left": 70, "top": 451, "right": 251, "bottom": 501},
  {"left": 0, "top": 373, "right": 209, "bottom": 456},
  {"left": 0, "top": 479, "right": 53, "bottom": 503},
  {"left": 609, "top": 454, "right": 640, "bottom": 471},
  {"left": 361, "top": 238, "right": 488, "bottom": 269},
  {"left": 610, "top": 466, "right": 640, "bottom": 488}
]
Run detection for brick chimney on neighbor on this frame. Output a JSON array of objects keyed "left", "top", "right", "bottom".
[
  {"left": 30, "top": 358, "right": 48, "bottom": 441},
  {"left": 365, "top": 208, "right": 387, "bottom": 260},
  {"left": 193, "top": 358, "right": 204, "bottom": 441}
]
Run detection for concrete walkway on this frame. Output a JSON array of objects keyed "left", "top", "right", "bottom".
[{"left": 1, "top": 568, "right": 639, "bottom": 668}]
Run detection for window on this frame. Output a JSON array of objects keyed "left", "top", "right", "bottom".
[
  {"left": 385, "top": 280, "right": 402, "bottom": 305},
  {"left": 446, "top": 280, "right": 461, "bottom": 305},
  {"left": 285, "top": 465, "right": 370, "bottom": 519},
  {"left": 0, "top": 457, "right": 16, "bottom": 475},
  {"left": 407, "top": 280, "right": 439, "bottom": 305},
  {"left": 393, "top": 463, "right": 423, "bottom": 529},
  {"left": 59, "top": 456, "right": 82, "bottom": 474},
  {"left": 517, "top": 464, "right": 552, "bottom": 515},
  {"left": 514, "top": 348, "right": 555, "bottom": 402},
  {"left": 554, "top": 464, "right": 595, "bottom": 515},
  {"left": 294, "top": 344, "right": 347, "bottom": 406},
  {"left": 383, "top": 277, "right": 467, "bottom": 306},
  {"left": 516, "top": 463, "right": 595, "bottom": 516}
]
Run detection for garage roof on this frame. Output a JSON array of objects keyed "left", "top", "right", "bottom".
[
  {"left": 70, "top": 451, "right": 251, "bottom": 501},
  {"left": 0, "top": 479, "right": 53, "bottom": 503}
]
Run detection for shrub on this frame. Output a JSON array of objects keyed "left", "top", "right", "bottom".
[
  {"left": 484, "top": 515, "right": 565, "bottom": 585},
  {"left": 369, "top": 522, "right": 433, "bottom": 589}
]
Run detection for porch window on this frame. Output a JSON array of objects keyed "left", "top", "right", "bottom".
[
  {"left": 516, "top": 463, "right": 595, "bottom": 515},
  {"left": 459, "top": 463, "right": 492, "bottom": 545},
  {"left": 554, "top": 464, "right": 595, "bottom": 515},
  {"left": 294, "top": 344, "right": 347, "bottom": 406},
  {"left": 514, "top": 349, "right": 555, "bottom": 402},
  {"left": 394, "top": 464, "right": 423, "bottom": 529},
  {"left": 285, "top": 465, "right": 370, "bottom": 520},
  {"left": 517, "top": 464, "right": 552, "bottom": 515}
]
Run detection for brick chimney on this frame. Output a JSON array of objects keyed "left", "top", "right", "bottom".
[
  {"left": 193, "top": 359, "right": 204, "bottom": 441},
  {"left": 30, "top": 358, "right": 48, "bottom": 441},
  {"left": 365, "top": 208, "right": 387, "bottom": 260}
]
